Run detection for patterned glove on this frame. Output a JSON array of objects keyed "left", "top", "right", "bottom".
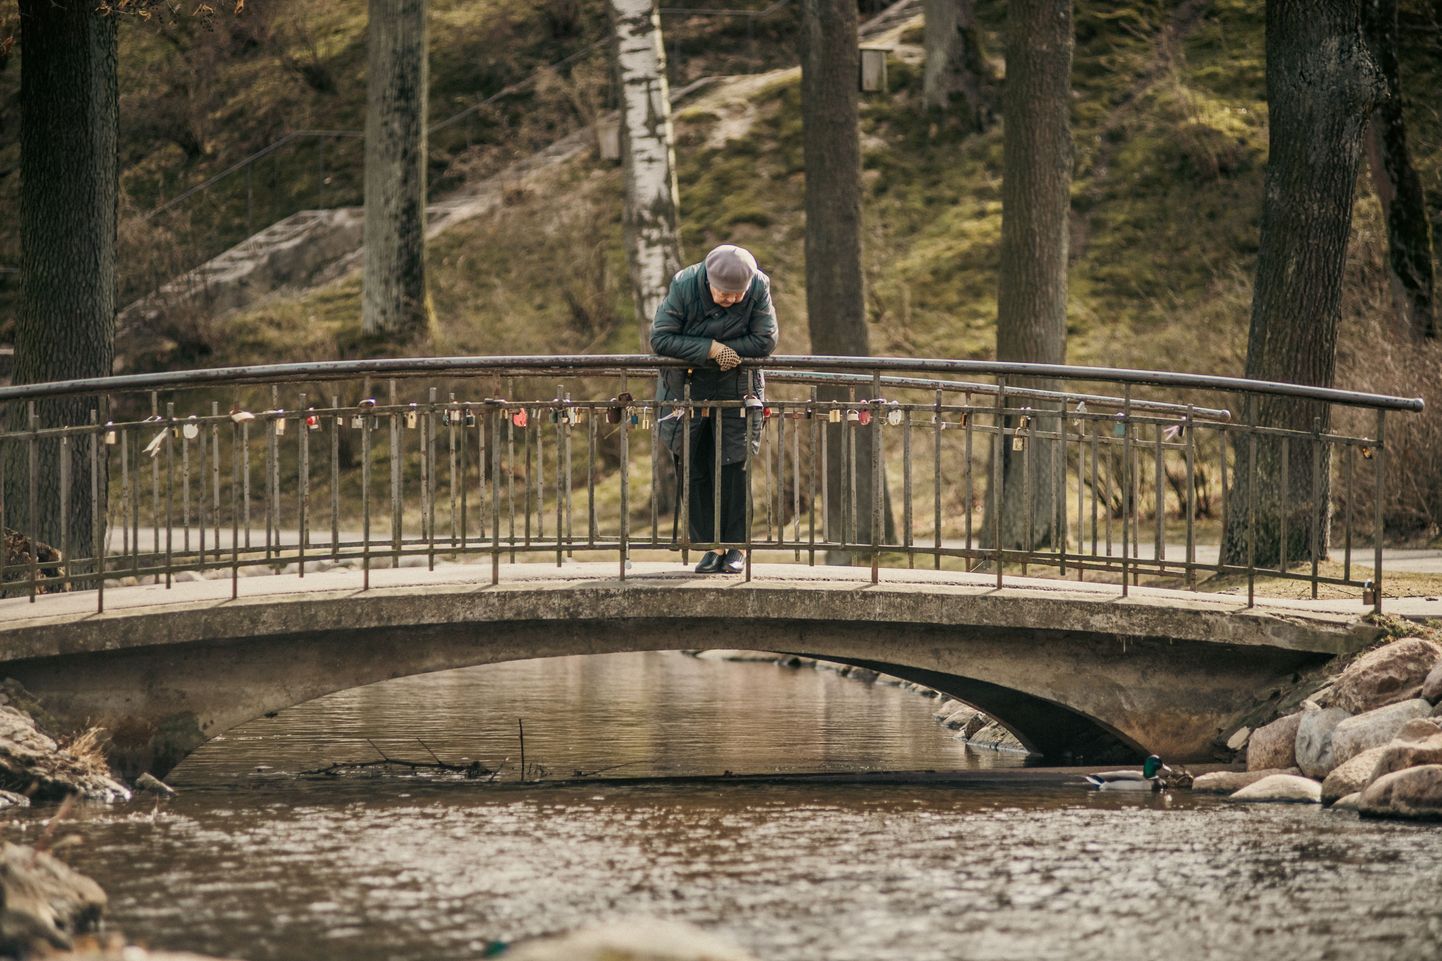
[{"left": 709, "top": 341, "right": 742, "bottom": 371}]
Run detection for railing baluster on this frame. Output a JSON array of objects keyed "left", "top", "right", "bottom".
[
  {"left": 993, "top": 379, "right": 1005, "bottom": 589},
  {"left": 903, "top": 406, "right": 913, "bottom": 568},
  {"left": 1121, "top": 386, "right": 1131, "bottom": 597},
  {"left": 1373, "top": 409, "right": 1386, "bottom": 613},
  {"left": 1310, "top": 416, "right": 1322, "bottom": 599},
  {"left": 1184, "top": 407, "right": 1196, "bottom": 590}
]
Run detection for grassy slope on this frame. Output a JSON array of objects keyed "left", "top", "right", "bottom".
[{"left": 213, "top": 0, "right": 1439, "bottom": 388}]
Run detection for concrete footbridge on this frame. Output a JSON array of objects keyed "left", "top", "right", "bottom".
[
  {"left": 0, "top": 561, "right": 1392, "bottom": 777},
  {"left": 0, "top": 355, "right": 1424, "bottom": 778}
]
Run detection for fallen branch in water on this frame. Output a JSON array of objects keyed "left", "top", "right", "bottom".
[
  {"left": 302, "top": 757, "right": 496, "bottom": 777},
  {"left": 303, "top": 739, "right": 496, "bottom": 778}
]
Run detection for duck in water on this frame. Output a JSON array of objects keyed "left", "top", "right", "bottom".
[{"left": 1085, "top": 754, "right": 1174, "bottom": 791}]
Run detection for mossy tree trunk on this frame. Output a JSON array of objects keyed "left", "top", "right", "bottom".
[
  {"left": 609, "top": 0, "right": 684, "bottom": 351},
  {"left": 801, "top": 0, "right": 892, "bottom": 558},
  {"left": 922, "top": 0, "right": 996, "bottom": 130},
  {"left": 1221, "top": 0, "right": 1381, "bottom": 568},
  {"left": 6, "top": 0, "right": 117, "bottom": 565},
  {"left": 982, "top": 0, "right": 1072, "bottom": 554},
  {"left": 1363, "top": 0, "right": 1435, "bottom": 339},
  {"left": 362, "top": 0, "right": 432, "bottom": 344}
]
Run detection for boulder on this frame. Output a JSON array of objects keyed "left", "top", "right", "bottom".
[
  {"left": 1369, "top": 729, "right": 1442, "bottom": 781},
  {"left": 1328, "top": 699, "right": 1433, "bottom": 769},
  {"left": 1330, "top": 792, "right": 1362, "bottom": 812},
  {"left": 1358, "top": 764, "right": 1442, "bottom": 821},
  {"left": 1192, "top": 768, "right": 1302, "bottom": 794},
  {"left": 1247, "top": 714, "right": 1302, "bottom": 771},
  {"left": 501, "top": 918, "right": 757, "bottom": 961},
  {"left": 942, "top": 710, "right": 978, "bottom": 732},
  {"left": 1227, "top": 773, "right": 1322, "bottom": 804},
  {"left": 1321, "top": 746, "right": 1389, "bottom": 805},
  {"left": 1330, "top": 638, "right": 1442, "bottom": 713},
  {"left": 1224, "top": 726, "right": 1251, "bottom": 751},
  {"left": 1423, "top": 660, "right": 1442, "bottom": 704},
  {"left": 0, "top": 705, "right": 131, "bottom": 803},
  {"left": 0, "top": 842, "right": 106, "bottom": 955},
  {"left": 134, "top": 773, "right": 179, "bottom": 798},
  {"left": 931, "top": 699, "right": 963, "bottom": 721},
  {"left": 1294, "top": 707, "right": 1351, "bottom": 778}
]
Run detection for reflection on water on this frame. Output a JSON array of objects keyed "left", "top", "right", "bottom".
[
  {"left": 15, "top": 653, "right": 1442, "bottom": 961},
  {"left": 172, "top": 652, "right": 1019, "bottom": 783}
]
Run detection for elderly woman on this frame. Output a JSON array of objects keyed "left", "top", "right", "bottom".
[{"left": 650, "top": 244, "right": 779, "bottom": 574}]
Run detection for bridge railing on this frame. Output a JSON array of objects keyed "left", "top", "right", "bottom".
[{"left": 0, "top": 356, "right": 1423, "bottom": 614}]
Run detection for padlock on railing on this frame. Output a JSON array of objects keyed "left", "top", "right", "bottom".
[
  {"left": 103, "top": 422, "right": 118, "bottom": 446},
  {"left": 1363, "top": 580, "right": 1377, "bottom": 606},
  {"left": 405, "top": 405, "right": 419, "bottom": 429},
  {"left": 306, "top": 409, "right": 321, "bottom": 431},
  {"left": 1012, "top": 413, "right": 1029, "bottom": 452}
]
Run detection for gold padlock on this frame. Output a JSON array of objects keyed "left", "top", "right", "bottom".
[
  {"left": 828, "top": 409, "right": 842, "bottom": 424},
  {"left": 103, "top": 422, "right": 118, "bottom": 446},
  {"left": 405, "top": 406, "right": 419, "bottom": 429},
  {"left": 273, "top": 413, "right": 286, "bottom": 437}
]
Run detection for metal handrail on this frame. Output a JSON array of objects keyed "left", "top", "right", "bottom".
[
  {"left": 0, "top": 355, "right": 1422, "bottom": 411},
  {"left": 0, "top": 354, "right": 1418, "bottom": 618}
]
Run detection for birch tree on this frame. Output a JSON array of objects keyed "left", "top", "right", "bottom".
[
  {"left": 609, "top": 0, "right": 683, "bottom": 349},
  {"left": 362, "top": 0, "right": 432, "bottom": 342}
]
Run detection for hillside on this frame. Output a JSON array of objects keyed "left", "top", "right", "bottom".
[{"left": 172, "top": 0, "right": 1440, "bottom": 368}]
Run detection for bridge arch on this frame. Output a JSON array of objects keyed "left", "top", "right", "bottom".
[{"left": 0, "top": 568, "right": 1364, "bottom": 778}]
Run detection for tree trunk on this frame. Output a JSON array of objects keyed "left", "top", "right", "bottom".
[
  {"left": 922, "top": 0, "right": 995, "bottom": 130},
  {"left": 801, "top": 0, "right": 892, "bottom": 558},
  {"left": 609, "top": 0, "right": 684, "bottom": 351},
  {"left": 1363, "top": 0, "right": 1435, "bottom": 339},
  {"left": 1221, "top": 0, "right": 1380, "bottom": 568},
  {"left": 6, "top": 0, "right": 117, "bottom": 567},
  {"left": 982, "top": 0, "right": 1072, "bottom": 554},
  {"left": 362, "top": 0, "right": 431, "bottom": 343}
]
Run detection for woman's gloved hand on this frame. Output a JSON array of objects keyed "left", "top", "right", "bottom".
[{"left": 708, "top": 340, "right": 742, "bottom": 371}]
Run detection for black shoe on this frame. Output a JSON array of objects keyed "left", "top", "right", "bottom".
[
  {"left": 721, "top": 549, "right": 745, "bottom": 574},
  {"left": 694, "top": 550, "right": 723, "bottom": 574}
]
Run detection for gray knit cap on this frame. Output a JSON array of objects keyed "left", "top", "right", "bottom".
[{"left": 704, "top": 244, "right": 758, "bottom": 294}]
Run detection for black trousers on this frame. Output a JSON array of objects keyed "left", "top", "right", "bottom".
[{"left": 676, "top": 415, "right": 748, "bottom": 546}]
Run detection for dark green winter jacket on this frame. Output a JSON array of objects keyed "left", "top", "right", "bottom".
[{"left": 650, "top": 261, "right": 778, "bottom": 466}]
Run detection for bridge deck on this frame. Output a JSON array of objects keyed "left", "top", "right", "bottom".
[{"left": 3, "top": 561, "right": 1431, "bottom": 661}]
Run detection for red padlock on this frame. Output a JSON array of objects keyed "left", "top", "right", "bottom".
[
  {"left": 511, "top": 408, "right": 529, "bottom": 429},
  {"left": 857, "top": 409, "right": 872, "bottom": 426}
]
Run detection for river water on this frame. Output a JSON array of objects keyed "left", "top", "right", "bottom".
[{"left": 15, "top": 652, "right": 1442, "bottom": 961}]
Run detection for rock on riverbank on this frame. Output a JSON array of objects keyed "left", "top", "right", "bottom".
[
  {"left": 498, "top": 918, "right": 756, "bottom": 961},
  {"left": 0, "top": 684, "right": 130, "bottom": 804},
  {"left": 689, "top": 652, "right": 1031, "bottom": 754},
  {"left": 1223, "top": 635, "right": 1442, "bottom": 820},
  {"left": 0, "top": 842, "right": 106, "bottom": 956}
]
